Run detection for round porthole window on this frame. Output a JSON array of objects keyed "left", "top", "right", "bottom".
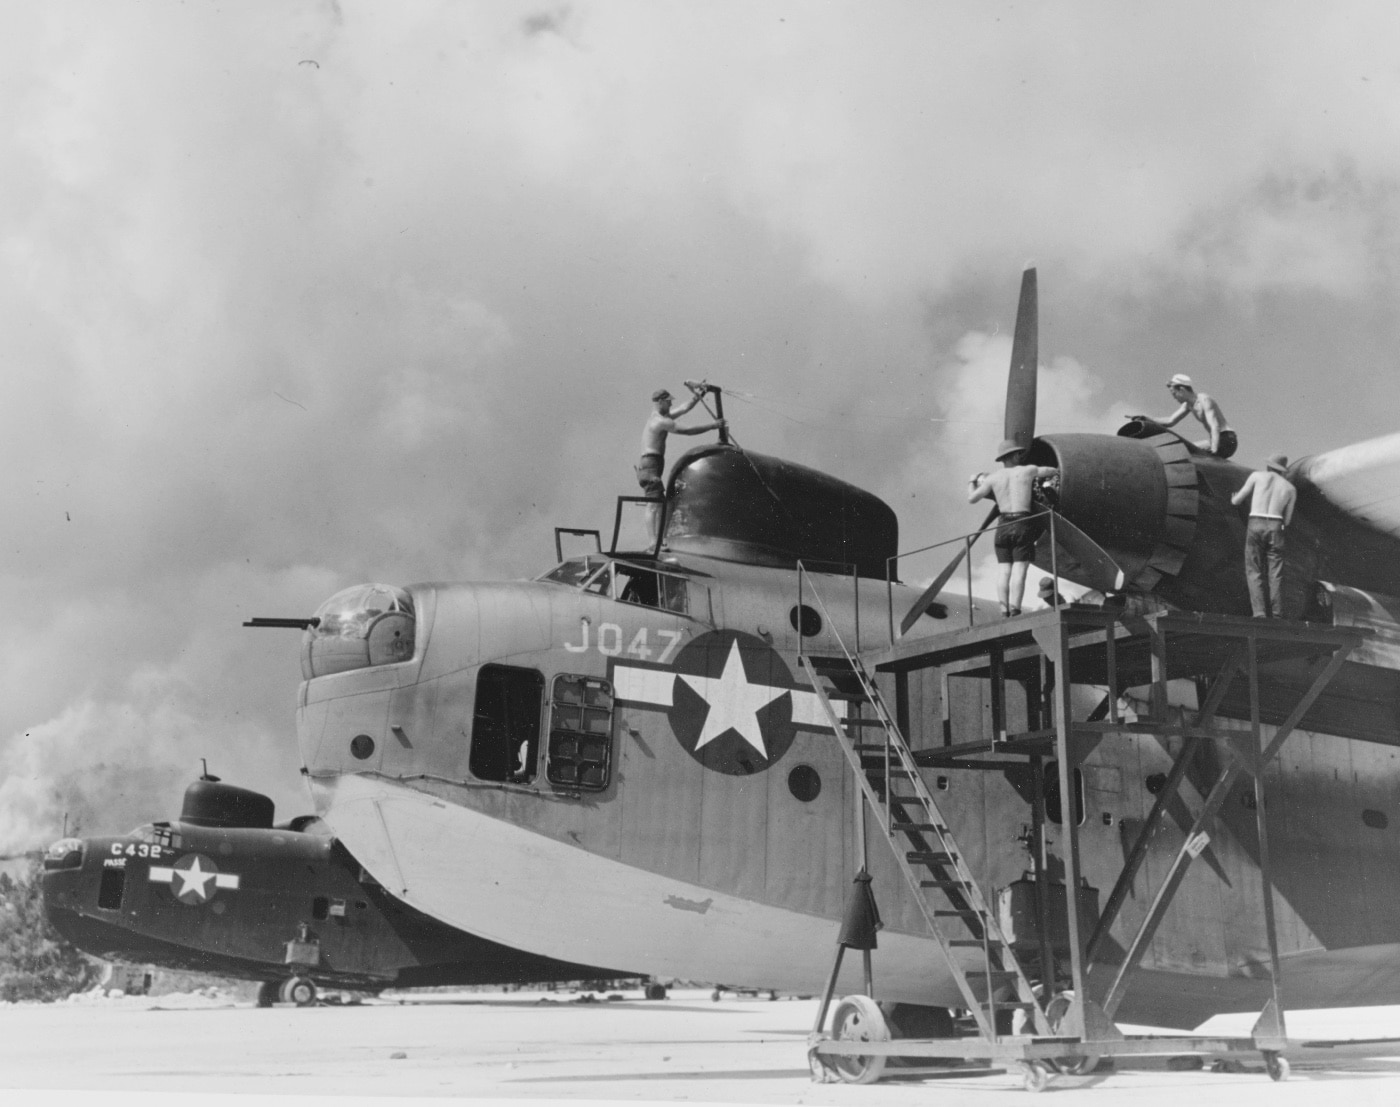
[
  {"left": 350, "top": 734, "right": 375, "bottom": 760},
  {"left": 789, "top": 604, "right": 822, "bottom": 637},
  {"left": 788, "top": 764, "right": 822, "bottom": 803}
]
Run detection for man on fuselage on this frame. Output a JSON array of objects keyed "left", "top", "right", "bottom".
[
  {"left": 969, "top": 440, "right": 1059, "bottom": 617},
  {"left": 1150, "top": 373, "right": 1237, "bottom": 459},
  {"left": 1230, "top": 453, "right": 1296, "bottom": 618},
  {"left": 637, "top": 385, "right": 726, "bottom": 540}
]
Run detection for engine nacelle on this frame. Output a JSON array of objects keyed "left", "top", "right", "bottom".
[{"left": 1028, "top": 426, "right": 1262, "bottom": 614}]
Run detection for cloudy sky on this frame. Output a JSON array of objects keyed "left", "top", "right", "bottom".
[{"left": 5, "top": 0, "right": 1400, "bottom": 848}]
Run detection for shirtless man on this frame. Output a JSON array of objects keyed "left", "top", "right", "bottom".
[
  {"left": 637, "top": 385, "right": 726, "bottom": 540},
  {"left": 1149, "top": 374, "right": 1237, "bottom": 459},
  {"left": 969, "top": 440, "right": 1060, "bottom": 617},
  {"left": 1229, "top": 453, "right": 1296, "bottom": 618}
]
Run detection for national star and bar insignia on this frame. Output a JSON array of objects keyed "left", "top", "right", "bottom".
[
  {"left": 611, "top": 628, "right": 844, "bottom": 775},
  {"left": 148, "top": 853, "right": 241, "bottom": 905}
]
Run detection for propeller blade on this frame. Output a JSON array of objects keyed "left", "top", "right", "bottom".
[
  {"left": 900, "top": 507, "right": 1000, "bottom": 635},
  {"left": 1049, "top": 511, "right": 1126, "bottom": 593},
  {"left": 1004, "top": 267, "right": 1038, "bottom": 454}
]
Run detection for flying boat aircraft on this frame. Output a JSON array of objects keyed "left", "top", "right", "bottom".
[
  {"left": 41, "top": 772, "right": 635, "bottom": 1006},
  {"left": 276, "top": 271, "right": 1400, "bottom": 1062}
]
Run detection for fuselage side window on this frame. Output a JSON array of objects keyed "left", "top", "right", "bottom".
[
  {"left": 547, "top": 675, "right": 614, "bottom": 792},
  {"left": 469, "top": 664, "right": 545, "bottom": 784}
]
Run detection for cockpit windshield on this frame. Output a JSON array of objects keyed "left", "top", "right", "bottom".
[
  {"left": 303, "top": 583, "right": 417, "bottom": 679},
  {"left": 539, "top": 557, "right": 706, "bottom": 620}
]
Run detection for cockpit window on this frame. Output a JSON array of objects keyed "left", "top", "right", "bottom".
[
  {"left": 540, "top": 558, "right": 702, "bottom": 619},
  {"left": 539, "top": 557, "right": 607, "bottom": 587},
  {"left": 304, "top": 584, "right": 416, "bottom": 678}
]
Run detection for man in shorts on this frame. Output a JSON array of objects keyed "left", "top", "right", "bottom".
[
  {"left": 969, "top": 440, "right": 1060, "bottom": 617},
  {"left": 637, "top": 385, "right": 726, "bottom": 540},
  {"left": 1149, "top": 373, "right": 1237, "bottom": 459}
]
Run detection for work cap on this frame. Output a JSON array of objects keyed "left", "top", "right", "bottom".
[
  {"left": 1166, "top": 373, "right": 1194, "bottom": 389},
  {"left": 651, "top": 388, "right": 672, "bottom": 402},
  {"left": 1038, "top": 578, "right": 1058, "bottom": 595},
  {"left": 994, "top": 438, "right": 1023, "bottom": 461},
  {"left": 1266, "top": 453, "right": 1289, "bottom": 473}
]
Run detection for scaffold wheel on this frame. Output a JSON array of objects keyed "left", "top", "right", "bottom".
[
  {"left": 1022, "top": 1060, "right": 1052, "bottom": 1093},
  {"left": 1044, "top": 991, "right": 1098, "bottom": 1075},
  {"left": 1263, "top": 1052, "right": 1290, "bottom": 1082},
  {"left": 828, "top": 995, "right": 889, "bottom": 1084}
]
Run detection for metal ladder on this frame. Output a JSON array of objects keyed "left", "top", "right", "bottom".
[{"left": 800, "top": 651, "right": 1053, "bottom": 1039}]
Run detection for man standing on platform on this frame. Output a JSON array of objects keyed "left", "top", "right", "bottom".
[
  {"left": 969, "top": 440, "right": 1060, "bottom": 617},
  {"left": 637, "top": 385, "right": 726, "bottom": 541},
  {"left": 1230, "top": 453, "right": 1296, "bottom": 618}
]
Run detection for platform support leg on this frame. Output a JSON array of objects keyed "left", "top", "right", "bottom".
[
  {"left": 1034, "top": 621, "right": 1089, "bottom": 1033},
  {"left": 1249, "top": 639, "right": 1288, "bottom": 1044}
]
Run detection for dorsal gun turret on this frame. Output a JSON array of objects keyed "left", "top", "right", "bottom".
[
  {"left": 663, "top": 444, "right": 898, "bottom": 578},
  {"left": 180, "top": 776, "right": 275, "bottom": 829}
]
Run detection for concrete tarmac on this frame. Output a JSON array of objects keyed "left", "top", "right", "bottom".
[{"left": 6, "top": 987, "right": 1400, "bottom": 1106}]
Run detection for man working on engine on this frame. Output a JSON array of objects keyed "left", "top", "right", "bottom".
[
  {"left": 969, "top": 440, "right": 1060, "bottom": 617},
  {"left": 1230, "top": 452, "right": 1296, "bottom": 618},
  {"left": 1149, "top": 373, "right": 1237, "bottom": 459}
]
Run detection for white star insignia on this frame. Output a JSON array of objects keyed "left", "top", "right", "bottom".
[
  {"left": 679, "top": 639, "right": 785, "bottom": 758},
  {"left": 174, "top": 856, "right": 216, "bottom": 901}
]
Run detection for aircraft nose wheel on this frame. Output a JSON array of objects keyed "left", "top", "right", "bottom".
[
  {"left": 1263, "top": 1052, "right": 1290, "bottom": 1082},
  {"left": 279, "top": 976, "right": 317, "bottom": 1007},
  {"left": 827, "top": 995, "right": 890, "bottom": 1084}
]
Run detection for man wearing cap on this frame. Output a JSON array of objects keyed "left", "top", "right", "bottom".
[
  {"left": 1230, "top": 453, "right": 1296, "bottom": 618},
  {"left": 637, "top": 385, "right": 726, "bottom": 540},
  {"left": 969, "top": 441, "right": 1060, "bottom": 617},
  {"left": 1149, "top": 374, "right": 1237, "bottom": 458}
]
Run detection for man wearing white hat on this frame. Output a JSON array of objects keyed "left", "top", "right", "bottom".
[
  {"left": 1149, "top": 374, "right": 1237, "bottom": 458},
  {"left": 1230, "top": 453, "right": 1296, "bottom": 618}
]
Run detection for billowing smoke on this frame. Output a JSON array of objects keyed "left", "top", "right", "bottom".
[{"left": 5, "top": 3, "right": 1400, "bottom": 850}]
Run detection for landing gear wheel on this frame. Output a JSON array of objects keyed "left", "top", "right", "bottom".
[
  {"left": 1044, "top": 992, "right": 1099, "bottom": 1075},
  {"left": 280, "top": 976, "right": 317, "bottom": 1007},
  {"left": 644, "top": 982, "right": 668, "bottom": 1001},
  {"left": 828, "top": 994, "right": 889, "bottom": 1085},
  {"left": 255, "top": 981, "right": 278, "bottom": 1008},
  {"left": 1263, "top": 1052, "right": 1290, "bottom": 1082},
  {"left": 1022, "top": 1060, "right": 1052, "bottom": 1093}
]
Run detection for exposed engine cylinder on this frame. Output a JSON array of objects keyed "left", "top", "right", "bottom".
[{"left": 180, "top": 778, "right": 275, "bottom": 829}]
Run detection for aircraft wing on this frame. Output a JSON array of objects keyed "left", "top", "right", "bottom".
[{"left": 1294, "top": 432, "right": 1400, "bottom": 539}]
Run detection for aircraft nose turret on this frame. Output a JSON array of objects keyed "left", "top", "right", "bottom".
[
  {"left": 302, "top": 583, "right": 416, "bottom": 679},
  {"left": 38, "top": 836, "right": 93, "bottom": 938}
]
